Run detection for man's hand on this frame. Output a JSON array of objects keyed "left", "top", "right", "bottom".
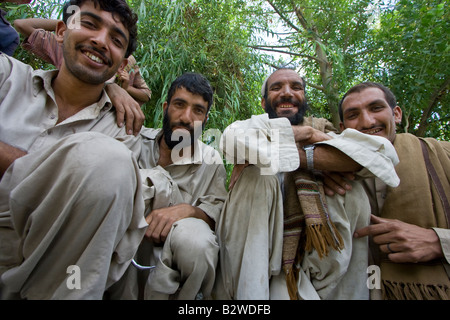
[
  {"left": 354, "top": 214, "right": 444, "bottom": 263},
  {"left": 145, "top": 204, "right": 213, "bottom": 244},
  {"left": 116, "top": 69, "right": 130, "bottom": 90},
  {"left": 322, "top": 171, "right": 355, "bottom": 196},
  {"left": 292, "top": 125, "right": 331, "bottom": 145},
  {"left": 105, "top": 83, "right": 145, "bottom": 136}
]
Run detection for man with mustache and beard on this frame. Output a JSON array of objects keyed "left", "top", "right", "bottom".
[
  {"left": 0, "top": 0, "right": 147, "bottom": 299},
  {"left": 109, "top": 73, "right": 227, "bottom": 300},
  {"left": 213, "top": 68, "right": 401, "bottom": 300}
]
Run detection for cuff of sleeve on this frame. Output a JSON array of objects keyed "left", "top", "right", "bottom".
[
  {"left": 317, "top": 129, "right": 400, "bottom": 187},
  {"left": 432, "top": 227, "right": 450, "bottom": 264}
]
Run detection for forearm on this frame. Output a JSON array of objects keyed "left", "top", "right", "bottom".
[
  {"left": 124, "top": 85, "right": 150, "bottom": 105},
  {"left": 14, "top": 18, "right": 59, "bottom": 37},
  {"left": 0, "top": 141, "right": 27, "bottom": 178},
  {"left": 1, "top": 0, "right": 31, "bottom": 3},
  {"left": 299, "top": 144, "right": 362, "bottom": 172},
  {"left": 292, "top": 125, "right": 362, "bottom": 172}
]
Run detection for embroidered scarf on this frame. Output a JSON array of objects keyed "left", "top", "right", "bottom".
[{"left": 281, "top": 117, "right": 344, "bottom": 300}]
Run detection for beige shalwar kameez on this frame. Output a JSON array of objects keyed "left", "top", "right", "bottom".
[
  {"left": 0, "top": 54, "right": 148, "bottom": 299},
  {"left": 115, "top": 128, "right": 228, "bottom": 300}
]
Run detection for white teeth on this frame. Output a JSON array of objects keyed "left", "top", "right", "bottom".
[
  {"left": 279, "top": 105, "right": 293, "bottom": 109},
  {"left": 85, "top": 52, "right": 103, "bottom": 64}
]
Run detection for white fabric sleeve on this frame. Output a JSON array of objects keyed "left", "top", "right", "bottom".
[
  {"left": 319, "top": 129, "right": 400, "bottom": 187},
  {"left": 220, "top": 114, "right": 300, "bottom": 175}
]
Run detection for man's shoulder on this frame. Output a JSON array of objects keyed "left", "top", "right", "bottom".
[
  {"left": 1, "top": 53, "right": 49, "bottom": 79},
  {"left": 140, "top": 127, "right": 162, "bottom": 140},
  {"left": 303, "top": 116, "right": 337, "bottom": 133},
  {"left": 197, "top": 140, "right": 225, "bottom": 167}
]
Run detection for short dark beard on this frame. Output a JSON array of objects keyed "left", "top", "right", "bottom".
[
  {"left": 264, "top": 97, "right": 309, "bottom": 125},
  {"left": 162, "top": 109, "right": 204, "bottom": 150}
]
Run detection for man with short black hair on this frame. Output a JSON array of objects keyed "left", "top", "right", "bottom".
[
  {"left": 111, "top": 73, "right": 227, "bottom": 300},
  {"left": 0, "top": 0, "right": 147, "bottom": 299},
  {"left": 339, "top": 82, "right": 450, "bottom": 300}
]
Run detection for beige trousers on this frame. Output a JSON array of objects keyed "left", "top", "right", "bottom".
[
  {"left": 108, "top": 167, "right": 219, "bottom": 300},
  {"left": 0, "top": 132, "right": 147, "bottom": 299}
]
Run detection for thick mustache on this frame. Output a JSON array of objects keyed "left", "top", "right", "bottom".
[
  {"left": 76, "top": 44, "right": 112, "bottom": 67},
  {"left": 275, "top": 97, "right": 302, "bottom": 108},
  {"left": 171, "top": 122, "right": 194, "bottom": 132}
]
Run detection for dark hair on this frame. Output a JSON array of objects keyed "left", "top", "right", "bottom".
[
  {"left": 167, "top": 73, "right": 214, "bottom": 110},
  {"left": 62, "top": 0, "right": 138, "bottom": 58},
  {"left": 338, "top": 82, "right": 397, "bottom": 122}
]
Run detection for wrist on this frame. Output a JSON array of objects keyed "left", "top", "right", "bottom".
[{"left": 303, "top": 144, "right": 315, "bottom": 171}]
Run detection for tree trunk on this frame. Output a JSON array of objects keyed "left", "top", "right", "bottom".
[
  {"left": 314, "top": 40, "right": 341, "bottom": 129},
  {"left": 416, "top": 77, "right": 449, "bottom": 137}
]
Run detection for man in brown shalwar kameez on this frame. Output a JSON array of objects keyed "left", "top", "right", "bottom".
[{"left": 339, "top": 82, "right": 450, "bottom": 300}]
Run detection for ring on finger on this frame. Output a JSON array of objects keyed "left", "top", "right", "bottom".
[{"left": 387, "top": 242, "right": 395, "bottom": 253}]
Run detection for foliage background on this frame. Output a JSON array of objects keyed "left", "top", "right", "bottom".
[{"left": 1, "top": 0, "right": 448, "bottom": 142}]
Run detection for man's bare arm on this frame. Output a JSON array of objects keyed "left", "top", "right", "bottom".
[
  {"left": 0, "top": 141, "right": 27, "bottom": 178},
  {"left": 14, "top": 18, "right": 59, "bottom": 37},
  {"left": 292, "top": 126, "right": 362, "bottom": 173}
]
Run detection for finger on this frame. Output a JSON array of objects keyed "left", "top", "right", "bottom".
[
  {"left": 380, "top": 242, "right": 398, "bottom": 254},
  {"left": 149, "top": 219, "right": 166, "bottom": 244},
  {"left": 144, "top": 213, "right": 163, "bottom": 243},
  {"left": 133, "top": 108, "right": 145, "bottom": 136},
  {"left": 370, "top": 214, "right": 389, "bottom": 224},
  {"left": 124, "top": 107, "right": 136, "bottom": 136},
  {"left": 160, "top": 223, "right": 174, "bottom": 243},
  {"left": 115, "top": 104, "right": 126, "bottom": 128},
  {"left": 322, "top": 174, "right": 347, "bottom": 196},
  {"left": 323, "top": 185, "right": 336, "bottom": 197},
  {"left": 354, "top": 221, "right": 390, "bottom": 238}
]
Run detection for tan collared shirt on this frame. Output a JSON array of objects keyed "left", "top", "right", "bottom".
[
  {"left": 139, "top": 128, "right": 227, "bottom": 222},
  {"left": 0, "top": 53, "right": 140, "bottom": 158}
]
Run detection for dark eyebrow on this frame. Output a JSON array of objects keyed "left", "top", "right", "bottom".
[
  {"left": 269, "top": 80, "right": 304, "bottom": 89},
  {"left": 368, "top": 99, "right": 389, "bottom": 107},
  {"left": 343, "top": 99, "right": 389, "bottom": 115},
  {"left": 171, "top": 98, "right": 208, "bottom": 112},
  {"left": 80, "top": 11, "right": 128, "bottom": 43}
]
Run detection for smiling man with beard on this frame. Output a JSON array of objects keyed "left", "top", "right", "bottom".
[
  {"left": 112, "top": 73, "right": 228, "bottom": 300},
  {"left": 213, "top": 68, "right": 401, "bottom": 300},
  {"left": 0, "top": 0, "right": 148, "bottom": 299}
]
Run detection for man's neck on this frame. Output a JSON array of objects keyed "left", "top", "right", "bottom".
[
  {"left": 52, "top": 67, "right": 104, "bottom": 123},
  {"left": 157, "top": 135, "right": 174, "bottom": 167},
  {"left": 157, "top": 135, "right": 195, "bottom": 167}
]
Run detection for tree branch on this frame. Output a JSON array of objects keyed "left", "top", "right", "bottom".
[
  {"left": 249, "top": 45, "right": 325, "bottom": 63},
  {"left": 266, "top": 0, "right": 300, "bottom": 32},
  {"left": 416, "top": 77, "right": 450, "bottom": 137},
  {"left": 305, "top": 81, "right": 325, "bottom": 91}
]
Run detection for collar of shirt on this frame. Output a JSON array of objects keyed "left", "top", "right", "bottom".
[
  {"left": 32, "top": 69, "right": 113, "bottom": 125},
  {"left": 142, "top": 128, "right": 204, "bottom": 166}
]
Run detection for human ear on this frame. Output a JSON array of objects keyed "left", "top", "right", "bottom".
[{"left": 55, "top": 21, "right": 67, "bottom": 44}]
